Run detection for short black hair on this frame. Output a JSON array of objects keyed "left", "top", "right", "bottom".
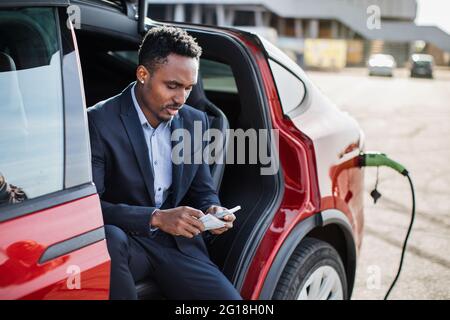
[{"left": 138, "top": 26, "right": 202, "bottom": 73}]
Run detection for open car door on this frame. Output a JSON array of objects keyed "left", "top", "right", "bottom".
[{"left": 0, "top": 0, "right": 110, "bottom": 299}]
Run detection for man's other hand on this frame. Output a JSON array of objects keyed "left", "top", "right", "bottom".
[{"left": 205, "top": 205, "right": 235, "bottom": 235}]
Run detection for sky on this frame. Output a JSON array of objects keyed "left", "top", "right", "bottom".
[{"left": 415, "top": 0, "right": 450, "bottom": 34}]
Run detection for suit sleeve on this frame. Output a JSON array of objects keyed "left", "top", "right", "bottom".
[
  {"left": 184, "top": 112, "right": 221, "bottom": 213},
  {"left": 88, "top": 113, "right": 155, "bottom": 237}
]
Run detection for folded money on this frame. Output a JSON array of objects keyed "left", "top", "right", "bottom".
[
  {"left": 199, "top": 206, "right": 241, "bottom": 231},
  {"left": 199, "top": 214, "right": 227, "bottom": 231}
]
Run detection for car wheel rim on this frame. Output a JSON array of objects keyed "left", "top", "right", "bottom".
[{"left": 297, "top": 266, "right": 344, "bottom": 300}]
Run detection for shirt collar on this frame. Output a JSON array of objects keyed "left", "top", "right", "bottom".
[{"left": 131, "top": 82, "right": 172, "bottom": 130}]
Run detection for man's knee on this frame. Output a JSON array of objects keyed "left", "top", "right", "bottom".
[{"left": 104, "top": 225, "right": 129, "bottom": 257}]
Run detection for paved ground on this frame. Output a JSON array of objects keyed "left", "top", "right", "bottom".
[{"left": 306, "top": 67, "right": 450, "bottom": 300}]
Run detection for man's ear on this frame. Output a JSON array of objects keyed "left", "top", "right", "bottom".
[{"left": 136, "top": 65, "right": 150, "bottom": 84}]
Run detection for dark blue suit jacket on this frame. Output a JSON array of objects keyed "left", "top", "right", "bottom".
[{"left": 87, "top": 82, "right": 221, "bottom": 259}]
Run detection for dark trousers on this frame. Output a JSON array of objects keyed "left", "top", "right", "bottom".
[{"left": 104, "top": 225, "right": 242, "bottom": 300}]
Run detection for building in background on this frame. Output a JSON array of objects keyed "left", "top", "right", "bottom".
[{"left": 145, "top": 0, "right": 450, "bottom": 68}]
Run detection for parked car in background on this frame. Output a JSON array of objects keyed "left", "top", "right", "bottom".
[
  {"left": 410, "top": 54, "right": 434, "bottom": 78},
  {"left": 0, "top": 0, "right": 365, "bottom": 300},
  {"left": 367, "top": 54, "right": 396, "bottom": 77}
]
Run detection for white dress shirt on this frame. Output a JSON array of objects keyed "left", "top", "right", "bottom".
[{"left": 131, "top": 83, "right": 173, "bottom": 231}]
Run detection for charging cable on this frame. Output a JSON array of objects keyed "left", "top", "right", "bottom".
[{"left": 358, "top": 152, "right": 416, "bottom": 300}]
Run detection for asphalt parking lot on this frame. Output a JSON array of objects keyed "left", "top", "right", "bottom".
[{"left": 306, "top": 67, "right": 450, "bottom": 300}]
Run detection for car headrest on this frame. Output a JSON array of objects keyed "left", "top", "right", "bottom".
[
  {"left": 0, "top": 51, "right": 28, "bottom": 131},
  {"left": 0, "top": 52, "right": 16, "bottom": 72},
  {"left": 186, "top": 72, "right": 207, "bottom": 112}
]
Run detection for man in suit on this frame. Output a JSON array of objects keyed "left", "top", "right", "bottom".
[{"left": 87, "top": 26, "right": 241, "bottom": 300}]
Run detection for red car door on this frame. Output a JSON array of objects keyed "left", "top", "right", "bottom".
[{"left": 0, "top": 1, "right": 110, "bottom": 299}]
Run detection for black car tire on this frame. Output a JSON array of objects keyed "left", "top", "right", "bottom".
[{"left": 273, "top": 237, "right": 348, "bottom": 300}]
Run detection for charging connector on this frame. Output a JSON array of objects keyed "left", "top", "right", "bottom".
[{"left": 359, "top": 152, "right": 408, "bottom": 176}]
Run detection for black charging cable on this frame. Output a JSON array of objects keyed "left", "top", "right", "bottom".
[
  {"left": 359, "top": 152, "right": 416, "bottom": 299},
  {"left": 384, "top": 173, "right": 416, "bottom": 300}
]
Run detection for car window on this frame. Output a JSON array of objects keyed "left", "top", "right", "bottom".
[
  {"left": 200, "top": 59, "right": 238, "bottom": 94},
  {"left": 269, "top": 59, "right": 306, "bottom": 114},
  {"left": 106, "top": 52, "right": 238, "bottom": 94},
  {"left": 0, "top": 8, "right": 64, "bottom": 206},
  {"left": 415, "top": 60, "right": 432, "bottom": 66},
  {"left": 108, "top": 50, "right": 138, "bottom": 65}
]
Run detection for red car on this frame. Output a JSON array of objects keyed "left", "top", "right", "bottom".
[{"left": 0, "top": 0, "right": 364, "bottom": 300}]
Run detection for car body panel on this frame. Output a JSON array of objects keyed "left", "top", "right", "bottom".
[
  {"left": 369, "top": 66, "right": 394, "bottom": 76},
  {"left": 229, "top": 34, "right": 364, "bottom": 299},
  {"left": 0, "top": 194, "right": 110, "bottom": 299}
]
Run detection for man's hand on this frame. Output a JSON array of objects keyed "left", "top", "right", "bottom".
[
  {"left": 151, "top": 206, "right": 205, "bottom": 238},
  {"left": 205, "top": 205, "right": 236, "bottom": 235}
]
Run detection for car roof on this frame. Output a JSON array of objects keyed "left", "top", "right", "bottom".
[
  {"left": 1, "top": 0, "right": 69, "bottom": 6},
  {"left": 370, "top": 54, "right": 394, "bottom": 59},
  {"left": 3, "top": 0, "right": 261, "bottom": 51},
  {"left": 12, "top": 0, "right": 122, "bottom": 7}
]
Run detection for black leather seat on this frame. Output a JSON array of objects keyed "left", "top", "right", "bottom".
[
  {"left": 135, "top": 73, "right": 230, "bottom": 299},
  {"left": 185, "top": 73, "right": 230, "bottom": 192}
]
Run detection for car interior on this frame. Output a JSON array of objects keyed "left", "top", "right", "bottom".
[{"left": 75, "top": 26, "right": 282, "bottom": 298}]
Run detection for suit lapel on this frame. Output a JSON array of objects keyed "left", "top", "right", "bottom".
[
  {"left": 119, "top": 84, "right": 156, "bottom": 205},
  {"left": 170, "top": 114, "right": 184, "bottom": 206}
]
